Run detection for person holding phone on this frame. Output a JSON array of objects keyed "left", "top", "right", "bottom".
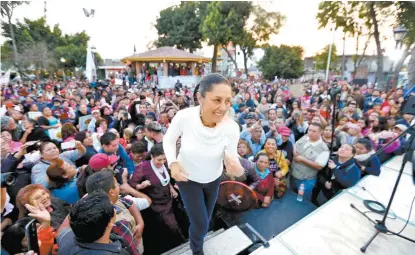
[{"left": 163, "top": 74, "right": 244, "bottom": 255}]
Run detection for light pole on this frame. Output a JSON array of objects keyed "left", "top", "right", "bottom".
[
  {"left": 391, "top": 26, "right": 408, "bottom": 88},
  {"left": 325, "top": 28, "right": 335, "bottom": 83},
  {"left": 60, "top": 57, "right": 66, "bottom": 81}
]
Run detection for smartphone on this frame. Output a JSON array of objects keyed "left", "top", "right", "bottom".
[
  {"left": 61, "top": 140, "right": 76, "bottom": 150},
  {"left": 25, "top": 219, "right": 40, "bottom": 254}
]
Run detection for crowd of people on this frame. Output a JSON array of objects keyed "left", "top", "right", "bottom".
[{"left": 0, "top": 75, "right": 410, "bottom": 255}]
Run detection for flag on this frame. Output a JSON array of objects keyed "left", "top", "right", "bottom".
[{"left": 0, "top": 70, "right": 11, "bottom": 85}]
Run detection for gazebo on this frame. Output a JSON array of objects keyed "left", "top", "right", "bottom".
[{"left": 121, "top": 47, "right": 210, "bottom": 88}]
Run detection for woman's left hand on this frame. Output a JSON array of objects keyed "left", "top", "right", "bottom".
[
  {"left": 170, "top": 187, "right": 178, "bottom": 198},
  {"left": 25, "top": 203, "right": 51, "bottom": 224},
  {"left": 328, "top": 160, "right": 336, "bottom": 169},
  {"left": 132, "top": 225, "right": 143, "bottom": 241},
  {"left": 74, "top": 141, "right": 83, "bottom": 150}
]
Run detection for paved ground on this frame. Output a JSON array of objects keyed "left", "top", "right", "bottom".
[{"left": 290, "top": 83, "right": 305, "bottom": 98}]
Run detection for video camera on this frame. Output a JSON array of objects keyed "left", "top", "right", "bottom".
[{"left": 1, "top": 172, "right": 18, "bottom": 187}]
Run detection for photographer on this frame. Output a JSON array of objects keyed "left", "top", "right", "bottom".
[
  {"left": 1, "top": 140, "right": 33, "bottom": 206},
  {"left": 287, "top": 110, "right": 309, "bottom": 141},
  {"left": 317, "top": 144, "right": 361, "bottom": 205},
  {"left": 112, "top": 108, "right": 133, "bottom": 134}
]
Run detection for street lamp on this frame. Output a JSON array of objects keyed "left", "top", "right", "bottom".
[
  {"left": 393, "top": 26, "right": 408, "bottom": 47},
  {"left": 389, "top": 26, "right": 408, "bottom": 89}
]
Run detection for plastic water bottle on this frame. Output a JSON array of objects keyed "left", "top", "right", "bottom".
[{"left": 297, "top": 183, "right": 305, "bottom": 202}]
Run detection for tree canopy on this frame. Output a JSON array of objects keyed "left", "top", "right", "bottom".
[
  {"left": 257, "top": 45, "right": 304, "bottom": 80},
  {"left": 314, "top": 44, "right": 339, "bottom": 71},
  {"left": 155, "top": 2, "right": 203, "bottom": 52},
  {"left": 1, "top": 17, "right": 101, "bottom": 71}
]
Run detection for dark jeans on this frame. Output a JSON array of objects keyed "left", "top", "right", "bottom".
[{"left": 177, "top": 177, "right": 221, "bottom": 253}]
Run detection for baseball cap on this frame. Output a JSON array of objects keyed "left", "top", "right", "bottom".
[
  {"left": 394, "top": 124, "right": 407, "bottom": 132},
  {"left": 278, "top": 126, "right": 291, "bottom": 137},
  {"left": 89, "top": 153, "right": 119, "bottom": 172}
]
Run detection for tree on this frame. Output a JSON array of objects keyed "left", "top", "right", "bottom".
[
  {"left": 409, "top": 46, "right": 415, "bottom": 88},
  {"left": 317, "top": 1, "right": 391, "bottom": 88},
  {"left": 238, "top": 5, "right": 285, "bottom": 75},
  {"left": 352, "top": 27, "right": 371, "bottom": 79},
  {"left": 390, "top": 1, "right": 415, "bottom": 88},
  {"left": 314, "top": 44, "right": 339, "bottom": 71},
  {"left": 257, "top": 45, "right": 304, "bottom": 80},
  {"left": 1, "top": 1, "right": 28, "bottom": 73},
  {"left": 238, "top": 31, "right": 257, "bottom": 75},
  {"left": 1, "top": 17, "right": 96, "bottom": 74},
  {"left": 201, "top": 1, "right": 252, "bottom": 72},
  {"left": 155, "top": 2, "right": 203, "bottom": 52},
  {"left": 19, "top": 42, "right": 55, "bottom": 70}
]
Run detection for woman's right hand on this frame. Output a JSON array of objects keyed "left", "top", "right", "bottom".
[{"left": 170, "top": 162, "right": 188, "bottom": 182}]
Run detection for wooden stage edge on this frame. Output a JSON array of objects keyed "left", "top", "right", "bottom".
[{"left": 250, "top": 155, "right": 415, "bottom": 255}]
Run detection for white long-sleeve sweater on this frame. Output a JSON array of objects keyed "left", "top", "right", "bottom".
[{"left": 163, "top": 106, "right": 240, "bottom": 183}]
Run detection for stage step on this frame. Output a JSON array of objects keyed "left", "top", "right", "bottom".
[{"left": 162, "top": 226, "right": 253, "bottom": 255}]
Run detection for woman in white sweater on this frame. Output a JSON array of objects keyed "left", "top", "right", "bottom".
[{"left": 163, "top": 74, "right": 243, "bottom": 255}]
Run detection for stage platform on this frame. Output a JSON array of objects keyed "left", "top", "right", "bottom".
[
  {"left": 217, "top": 190, "right": 316, "bottom": 240},
  {"left": 250, "top": 158, "right": 415, "bottom": 255}
]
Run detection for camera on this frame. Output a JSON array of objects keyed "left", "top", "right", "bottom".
[
  {"left": 26, "top": 141, "right": 41, "bottom": 153},
  {"left": 113, "top": 165, "right": 125, "bottom": 184},
  {"left": 158, "top": 90, "right": 164, "bottom": 97},
  {"left": 1, "top": 172, "right": 18, "bottom": 187}
]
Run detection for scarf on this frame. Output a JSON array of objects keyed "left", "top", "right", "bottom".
[
  {"left": 255, "top": 166, "right": 270, "bottom": 180},
  {"left": 150, "top": 161, "right": 170, "bottom": 186},
  {"left": 354, "top": 150, "right": 376, "bottom": 162}
]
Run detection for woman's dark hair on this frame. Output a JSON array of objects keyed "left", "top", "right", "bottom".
[
  {"left": 77, "top": 166, "right": 95, "bottom": 198},
  {"left": 100, "top": 106, "right": 111, "bottom": 116},
  {"left": 135, "top": 113, "right": 146, "bottom": 126},
  {"left": 255, "top": 152, "right": 269, "bottom": 162},
  {"left": 149, "top": 144, "right": 164, "bottom": 158},
  {"left": 70, "top": 190, "right": 115, "bottom": 243},
  {"left": 131, "top": 141, "right": 146, "bottom": 154},
  {"left": 356, "top": 138, "right": 373, "bottom": 151},
  {"left": 95, "top": 118, "right": 108, "bottom": 131},
  {"left": 1, "top": 217, "right": 33, "bottom": 254},
  {"left": 1, "top": 129, "right": 12, "bottom": 136},
  {"left": 25, "top": 118, "right": 37, "bottom": 126},
  {"left": 39, "top": 141, "right": 57, "bottom": 154},
  {"left": 372, "top": 116, "right": 387, "bottom": 133},
  {"left": 85, "top": 170, "right": 116, "bottom": 194},
  {"left": 61, "top": 123, "right": 77, "bottom": 141},
  {"left": 261, "top": 137, "right": 278, "bottom": 150},
  {"left": 197, "top": 73, "right": 230, "bottom": 98},
  {"left": 46, "top": 159, "right": 68, "bottom": 189}
]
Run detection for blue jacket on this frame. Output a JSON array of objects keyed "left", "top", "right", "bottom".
[
  {"left": 361, "top": 155, "right": 381, "bottom": 176},
  {"left": 332, "top": 157, "right": 361, "bottom": 190},
  {"left": 363, "top": 96, "right": 382, "bottom": 112},
  {"left": 51, "top": 177, "right": 80, "bottom": 204},
  {"left": 100, "top": 145, "right": 135, "bottom": 175}
]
